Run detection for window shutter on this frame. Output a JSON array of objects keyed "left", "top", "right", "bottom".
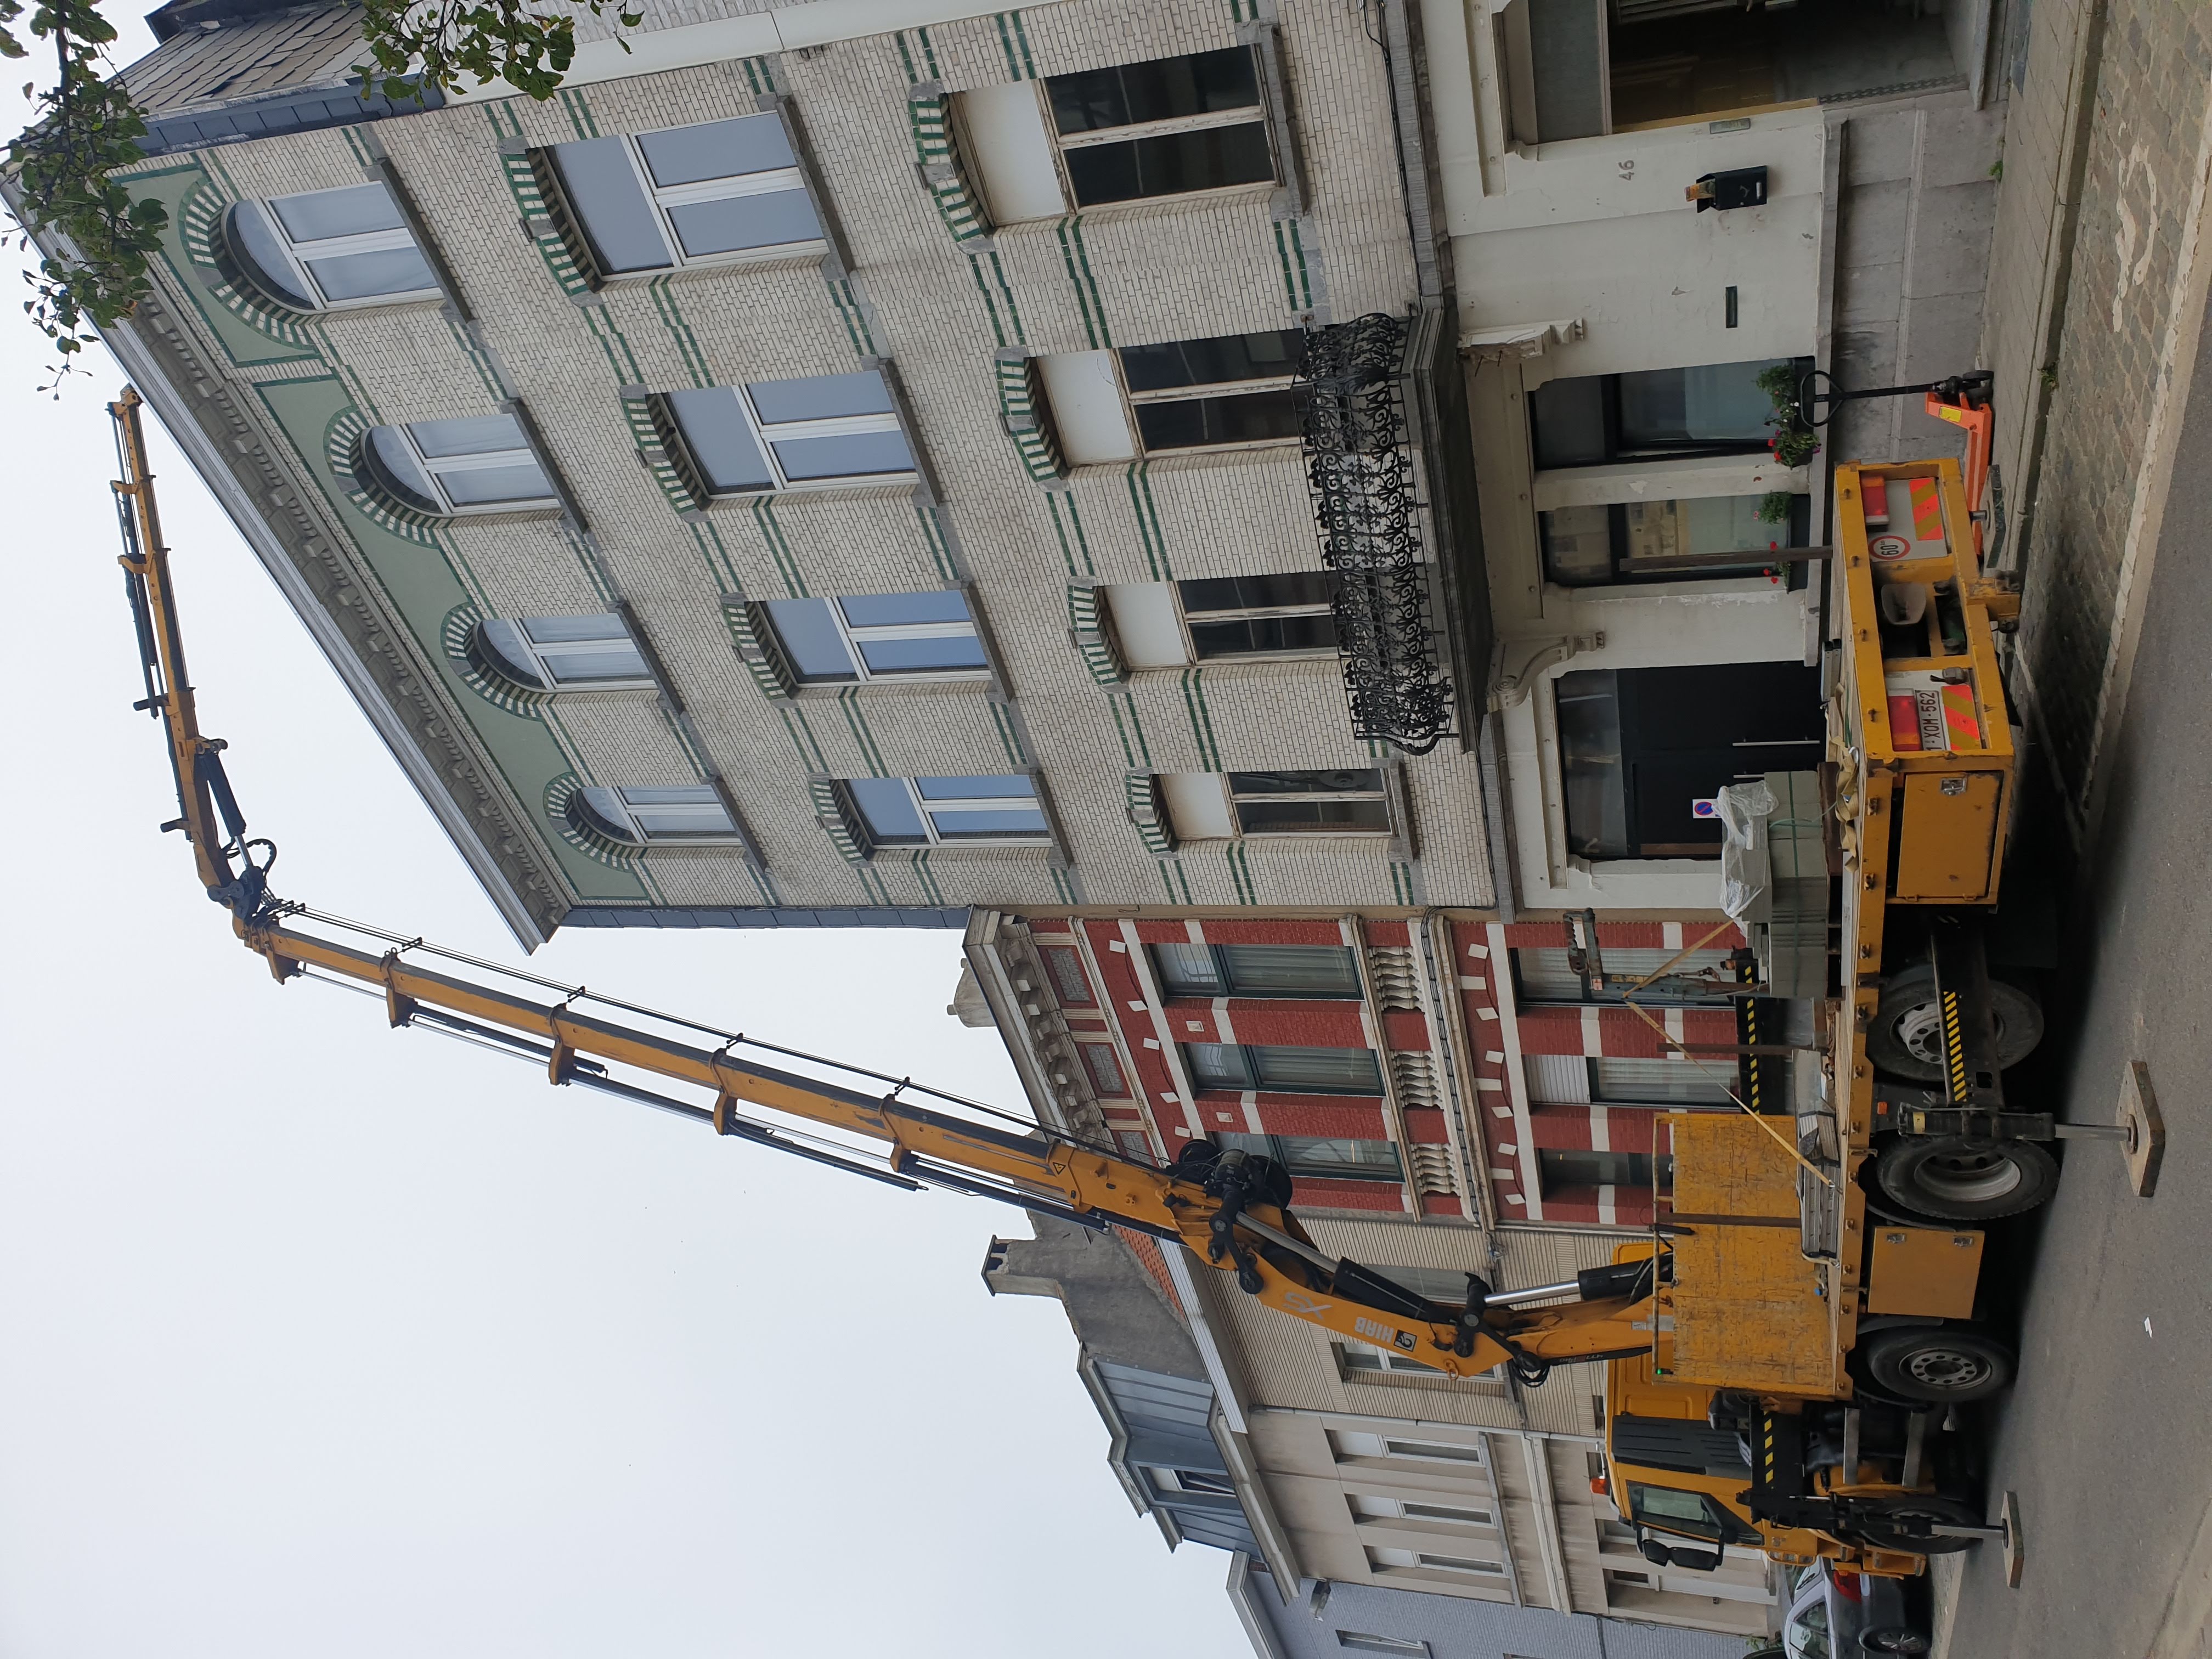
[
  {"left": 1066, "top": 582, "right": 1127, "bottom": 686},
  {"left": 995, "top": 351, "right": 1067, "bottom": 482},
  {"left": 720, "top": 598, "right": 798, "bottom": 699},
  {"left": 1126, "top": 771, "right": 1177, "bottom": 855},
  {"left": 906, "top": 84, "right": 996, "bottom": 245},
  {"left": 511, "top": 145, "right": 607, "bottom": 293}
]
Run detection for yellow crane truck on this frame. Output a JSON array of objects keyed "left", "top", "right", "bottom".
[
  {"left": 105, "top": 386, "right": 2142, "bottom": 1596},
  {"left": 1594, "top": 428, "right": 2158, "bottom": 1584}
]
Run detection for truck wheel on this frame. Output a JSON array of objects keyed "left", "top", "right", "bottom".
[
  {"left": 1852, "top": 1494, "right": 1982, "bottom": 1555},
  {"left": 1862, "top": 1326, "right": 2013, "bottom": 1403},
  {"left": 1866, "top": 964, "right": 2045, "bottom": 1082},
  {"left": 1875, "top": 1135, "right": 2058, "bottom": 1220}
]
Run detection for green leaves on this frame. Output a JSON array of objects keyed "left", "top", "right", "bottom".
[
  {"left": 2, "top": 0, "right": 633, "bottom": 392},
  {"left": 356, "top": 0, "right": 637, "bottom": 103},
  {"left": 5, "top": 0, "right": 167, "bottom": 390}
]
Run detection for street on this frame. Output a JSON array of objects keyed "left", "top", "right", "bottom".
[{"left": 1928, "top": 280, "right": 2212, "bottom": 1658}]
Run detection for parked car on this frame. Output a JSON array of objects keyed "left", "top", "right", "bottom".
[{"left": 1773, "top": 1559, "right": 1931, "bottom": 1656}]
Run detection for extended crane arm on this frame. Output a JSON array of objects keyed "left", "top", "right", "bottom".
[
  {"left": 110, "top": 389, "right": 277, "bottom": 921},
  {"left": 104, "top": 390, "right": 1662, "bottom": 1386}
]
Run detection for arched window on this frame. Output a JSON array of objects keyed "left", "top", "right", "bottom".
[
  {"left": 476, "top": 615, "right": 652, "bottom": 691},
  {"left": 571, "top": 786, "right": 737, "bottom": 845},
  {"left": 360, "top": 415, "right": 556, "bottom": 517},
  {"left": 225, "top": 184, "right": 439, "bottom": 312}
]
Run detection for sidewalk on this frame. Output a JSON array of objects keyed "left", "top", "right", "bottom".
[{"left": 1978, "top": 0, "right": 2212, "bottom": 846}]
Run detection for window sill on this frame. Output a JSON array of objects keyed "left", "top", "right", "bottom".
[
  {"left": 861, "top": 838, "right": 1057, "bottom": 859},
  {"left": 592, "top": 243, "right": 831, "bottom": 291},
  {"left": 424, "top": 504, "right": 567, "bottom": 527},
  {"left": 694, "top": 476, "right": 921, "bottom": 510},
  {"left": 783, "top": 673, "right": 994, "bottom": 701}
]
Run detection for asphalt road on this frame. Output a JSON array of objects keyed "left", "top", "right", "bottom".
[{"left": 1932, "top": 303, "right": 2212, "bottom": 1657}]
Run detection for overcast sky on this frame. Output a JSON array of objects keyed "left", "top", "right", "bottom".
[{"left": 0, "top": 38, "right": 1250, "bottom": 1658}]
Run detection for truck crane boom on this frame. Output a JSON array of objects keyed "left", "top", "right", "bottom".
[{"left": 103, "top": 387, "right": 1662, "bottom": 1391}]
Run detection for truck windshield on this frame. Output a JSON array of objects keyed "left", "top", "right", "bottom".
[{"left": 1627, "top": 1482, "right": 1758, "bottom": 1545}]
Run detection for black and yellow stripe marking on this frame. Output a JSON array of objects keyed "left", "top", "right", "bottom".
[{"left": 1942, "top": 989, "right": 1968, "bottom": 1101}]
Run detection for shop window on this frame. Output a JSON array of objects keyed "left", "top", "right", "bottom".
[
  {"left": 1528, "top": 358, "right": 1808, "bottom": 469},
  {"left": 1539, "top": 492, "right": 1811, "bottom": 585}
]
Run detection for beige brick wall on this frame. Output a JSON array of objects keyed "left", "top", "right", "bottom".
[{"left": 115, "top": 0, "right": 1489, "bottom": 921}]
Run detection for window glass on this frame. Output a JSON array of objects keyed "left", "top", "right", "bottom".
[
  {"left": 1120, "top": 330, "right": 1302, "bottom": 392},
  {"left": 1180, "top": 572, "right": 1335, "bottom": 612},
  {"left": 228, "top": 206, "right": 315, "bottom": 307},
  {"left": 914, "top": 775, "right": 1045, "bottom": 838},
  {"left": 438, "top": 463, "right": 556, "bottom": 506},
  {"left": 848, "top": 777, "right": 928, "bottom": 842},
  {"left": 1064, "top": 126, "right": 1274, "bottom": 207},
  {"left": 1628, "top": 1482, "right": 1719, "bottom": 1537},
  {"left": 1617, "top": 360, "right": 1775, "bottom": 446},
  {"left": 410, "top": 414, "right": 529, "bottom": 457},
  {"left": 575, "top": 785, "right": 732, "bottom": 843},
  {"left": 306, "top": 246, "right": 438, "bottom": 302},
  {"left": 636, "top": 114, "right": 795, "bottom": 184},
  {"left": 1186, "top": 1042, "right": 1253, "bottom": 1089},
  {"left": 1237, "top": 1047, "right": 1383, "bottom": 1095},
  {"left": 1224, "top": 944, "right": 1360, "bottom": 995},
  {"left": 1555, "top": 669, "right": 1629, "bottom": 859},
  {"left": 365, "top": 426, "right": 440, "bottom": 512},
  {"left": 232, "top": 185, "right": 437, "bottom": 311},
  {"left": 747, "top": 370, "right": 896, "bottom": 424},
  {"left": 552, "top": 136, "right": 674, "bottom": 272},
  {"left": 1402, "top": 1502, "right": 1492, "bottom": 1524},
  {"left": 1047, "top": 47, "right": 1260, "bottom": 133},
  {"left": 1153, "top": 943, "right": 1228, "bottom": 997},
  {"left": 838, "top": 591, "right": 972, "bottom": 627},
  {"left": 665, "top": 386, "right": 775, "bottom": 492},
  {"left": 1132, "top": 388, "right": 1300, "bottom": 450},
  {"left": 270, "top": 183, "right": 404, "bottom": 241},
  {"left": 770, "top": 429, "right": 915, "bottom": 481},
  {"left": 1277, "top": 1131, "right": 1396, "bottom": 1172},
  {"left": 760, "top": 599, "right": 855, "bottom": 681},
  {"left": 1229, "top": 769, "right": 1390, "bottom": 834},
  {"left": 1594, "top": 1056, "right": 1731, "bottom": 1104},
  {"left": 1382, "top": 1437, "right": 1482, "bottom": 1462},
  {"left": 665, "top": 191, "right": 821, "bottom": 257},
  {"left": 851, "top": 633, "right": 986, "bottom": 673},
  {"left": 1336, "top": 1634, "right": 1429, "bottom": 1656},
  {"left": 1218, "top": 1131, "right": 1402, "bottom": 1180},
  {"left": 1539, "top": 1148, "right": 1661, "bottom": 1189},
  {"left": 480, "top": 614, "right": 650, "bottom": 688}
]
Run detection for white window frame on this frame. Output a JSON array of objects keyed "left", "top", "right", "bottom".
[
  {"left": 479, "top": 615, "right": 654, "bottom": 691},
  {"left": 847, "top": 776, "right": 1052, "bottom": 848},
  {"left": 672, "top": 382, "right": 917, "bottom": 497},
  {"left": 1039, "top": 53, "right": 1274, "bottom": 211},
  {"left": 368, "top": 420, "right": 557, "bottom": 517},
  {"left": 562, "top": 119, "right": 823, "bottom": 276},
  {"left": 576, "top": 785, "right": 741, "bottom": 845},
  {"left": 228, "top": 187, "right": 439, "bottom": 311},
  {"left": 1224, "top": 770, "right": 1394, "bottom": 837},
  {"left": 1341, "top": 1342, "right": 1450, "bottom": 1379},
  {"left": 770, "top": 594, "right": 988, "bottom": 684}
]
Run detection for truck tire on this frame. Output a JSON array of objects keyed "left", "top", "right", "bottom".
[
  {"left": 1851, "top": 1494, "right": 1982, "bottom": 1555},
  {"left": 1875, "top": 1135, "right": 2058, "bottom": 1220},
  {"left": 1866, "top": 963, "right": 2045, "bottom": 1082},
  {"left": 1861, "top": 1326, "right": 2013, "bottom": 1403}
]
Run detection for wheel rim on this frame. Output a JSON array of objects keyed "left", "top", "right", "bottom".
[
  {"left": 1901, "top": 1347, "right": 1993, "bottom": 1390},
  {"left": 1893, "top": 1000, "right": 2012, "bottom": 1070},
  {"left": 1895, "top": 1001, "right": 1947, "bottom": 1067},
  {"left": 1913, "top": 1146, "right": 2025, "bottom": 1204}
]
